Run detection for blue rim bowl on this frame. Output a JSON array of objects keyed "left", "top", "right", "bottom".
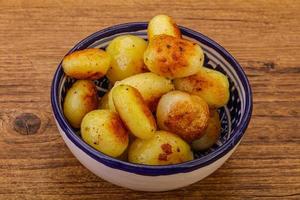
[{"left": 51, "top": 22, "right": 252, "bottom": 176}]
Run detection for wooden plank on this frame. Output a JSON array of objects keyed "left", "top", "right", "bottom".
[{"left": 0, "top": 0, "right": 299, "bottom": 199}]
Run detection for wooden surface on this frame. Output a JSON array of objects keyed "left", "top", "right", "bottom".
[{"left": 0, "top": 0, "right": 299, "bottom": 199}]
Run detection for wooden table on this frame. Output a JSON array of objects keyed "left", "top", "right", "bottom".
[{"left": 0, "top": 0, "right": 299, "bottom": 199}]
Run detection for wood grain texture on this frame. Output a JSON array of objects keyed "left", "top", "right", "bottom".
[{"left": 0, "top": 0, "right": 299, "bottom": 199}]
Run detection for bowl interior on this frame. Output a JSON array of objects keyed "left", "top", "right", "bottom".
[{"left": 52, "top": 23, "right": 252, "bottom": 175}]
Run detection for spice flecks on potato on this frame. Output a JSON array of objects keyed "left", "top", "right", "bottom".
[
  {"left": 148, "top": 14, "right": 182, "bottom": 40},
  {"left": 156, "top": 90, "right": 209, "bottom": 142},
  {"left": 174, "top": 67, "right": 230, "bottom": 108},
  {"left": 112, "top": 85, "right": 157, "bottom": 139},
  {"left": 81, "top": 110, "right": 129, "bottom": 157},
  {"left": 128, "top": 131, "right": 193, "bottom": 165},
  {"left": 62, "top": 48, "right": 111, "bottom": 80},
  {"left": 63, "top": 80, "right": 98, "bottom": 128},
  {"left": 144, "top": 35, "right": 204, "bottom": 78}
]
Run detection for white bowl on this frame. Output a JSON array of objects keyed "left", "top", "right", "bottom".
[{"left": 51, "top": 22, "right": 252, "bottom": 191}]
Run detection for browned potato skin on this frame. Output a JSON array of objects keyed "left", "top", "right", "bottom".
[
  {"left": 173, "top": 67, "right": 230, "bottom": 108},
  {"left": 148, "top": 14, "right": 182, "bottom": 40},
  {"left": 128, "top": 131, "right": 193, "bottom": 165},
  {"left": 112, "top": 85, "right": 157, "bottom": 139},
  {"left": 62, "top": 48, "right": 111, "bottom": 80},
  {"left": 192, "top": 110, "right": 221, "bottom": 151},
  {"left": 106, "top": 35, "right": 148, "bottom": 83},
  {"left": 63, "top": 80, "right": 98, "bottom": 128},
  {"left": 110, "top": 72, "right": 174, "bottom": 112},
  {"left": 81, "top": 110, "right": 129, "bottom": 157},
  {"left": 156, "top": 91, "right": 209, "bottom": 142},
  {"left": 144, "top": 35, "right": 204, "bottom": 78}
]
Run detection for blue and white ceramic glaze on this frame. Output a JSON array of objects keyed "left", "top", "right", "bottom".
[{"left": 51, "top": 22, "right": 252, "bottom": 191}]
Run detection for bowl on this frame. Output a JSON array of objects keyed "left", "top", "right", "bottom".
[{"left": 51, "top": 22, "right": 252, "bottom": 191}]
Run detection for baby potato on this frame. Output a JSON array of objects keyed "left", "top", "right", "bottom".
[
  {"left": 156, "top": 91, "right": 209, "bottom": 142},
  {"left": 81, "top": 110, "right": 129, "bottom": 157},
  {"left": 62, "top": 48, "right": 111, "bottom": 80},
  {"left": 106, "top": 35, "right": 148, "bottom": 83},
  {"left": 109, "top": 72, "right": 174, "bottom": 112},
  {"left": 174, "top": 67, "right": 230, "bottom": 108},
  {"left": 192, "top": 110, "right": 221, "bottom": 151},
  {"left": 128, "top": 130, "right": 193, "bottom": 165},
  {"left": 148, "top": 14, "right": 181, "bottom": 40},
  {"left": 144, "top": 35, "right": 204, "bottom": 78},
  {"left": 112, "top": 85, "right": 157, "bottom": 140},
  {"left": 98, "top": 92, "right": 109, "bottom": 109},
  {"left": 63, "top": 80, "right": 98, "bottom": 128}
]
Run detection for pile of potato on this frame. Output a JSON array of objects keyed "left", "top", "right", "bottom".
[{"left": 62, "top": 15, "right": 229, "bottom": 165}]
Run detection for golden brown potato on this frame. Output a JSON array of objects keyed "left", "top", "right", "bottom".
[
  {"left": 144, "top": 35, "right": 204, "bottom": 78},
  {"left": 148, "top": 14, "right": 181, "bottom": 40},
  {"left": 192, "top": 110, "right": 221, "bottom": 151},
  {"left": 63, "top": 80, "right": 98, "bottom": 128},
  {"left": 98, "top": 92, "right": 109, "bottom": 109},
  {"left": 112, "top": 85, "right": 157, "bottom": 139},
  {"left": 106, "top": 35, "right": 148, "bottom": 83},
  {"left": 62, "top": 48, "right": 111, "bottom": 80},
  {"left": 156, "top": 90, "right": 209, "bottom": 142},
  {"left": 108, "top": 72, "right": 174, "bottom": 112},
  {"left": 174, "top": 67, "right": 230, "bottom": 108},
  {"left": 81, "top": 110, "right": 129, "bottom": 157},
  {"left": 128, "top": 130, "right": 193, "bottom": 165}
]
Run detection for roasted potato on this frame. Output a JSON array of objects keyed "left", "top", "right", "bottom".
[
  {"left": 174, "top": 67, "right": 230, "bottom": 108},
  {"left": 108, "top": 72, "right": 174, "bottom": 112},
  {"left": 128, "top": 130, "right": 193, "bottom": 165},
  {"left": 144, "top": 35, "right": 204, "bottom": 78},
  {"left": 148, "top": 14, "right": 181, "bottom": 40},
  {"left": 62, "top": 48, "right": 111, "bottom": 80},
  {"left": 112, "top": 85, "right": 157, "bottom": 139},
  {"left": 192, "top": 110, "right": 221, "bottom": 151},
  {"left": 98, "top": 92, "right": 109, "bottom": 109},
  {"left": 106, "top": 35, "right": 148, "bottom": 83},
  {"left": 156, "top": 91, "right": 209, "bottom": 142},
  {"left": 81, "top": 110, "right": 129, "bottom": 157},
  {"left": 63, "top": 80, "right": 98, "bottom": 128}
]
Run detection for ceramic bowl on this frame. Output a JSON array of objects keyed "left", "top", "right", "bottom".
[{"left": 51, "top": 22, "right": 252, "bottom": 191}]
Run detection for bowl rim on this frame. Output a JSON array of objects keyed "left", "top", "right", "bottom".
[{"left": 51, "top": 22, "right": 253, "bottom": 176}]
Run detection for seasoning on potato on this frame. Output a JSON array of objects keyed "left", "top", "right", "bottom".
[
  {"left": 63, "top": 80, "right": 98, "bottom": 128},
  {"left": 62, "top": 48, "right": 111, "bottom": 80},
  {"left": 144, "top": 35, "right": 204, "bottom": 79},
  {"left": 148, "top": 14, "right": 181, "bottom": 40},
  {"left": 128, "top": 130, "right": 193, "bottom": 165},
  {"left": 192, "top": 110, "right": 221, "bottom": 151},
  {"left": 106, "top": 35, "right": 148, "bottom": 83},
  {"left": 108, "top": 72, "right": 174, "bottom": 112},
  {"left": 112, "top": 85, "right": 157, "bottom": 140},
  {"left": 156, "top": 90, "right": 209, "bottom": 142},
  {"left": 174, "top": 67, "right": 230, "bottom": 108},
  {"left": 81, "top": 110, "right": 129, "bottom": 157}
]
